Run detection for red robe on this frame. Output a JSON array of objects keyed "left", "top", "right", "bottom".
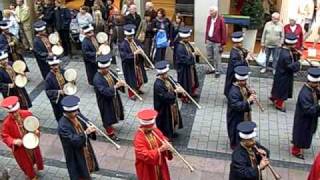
[
  {"left": 284, "top": 24, "right": 304, "bottom": 49},
  {"left": 134, "top": 128, "right": 173, "bottom": 180},
  {"left": 1, "top": 110, "right": 44, "bottom": 179},
  {"left": 308, "top": 152, "right": 320, "bottom": 180}
]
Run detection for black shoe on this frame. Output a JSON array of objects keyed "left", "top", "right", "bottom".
[
  {"left": 138, "top": 90, "right": 144, "bottom": 95},
  {"left": 215, "top": 73, "right": 220, "bottom": 78},
  {"left": 275, "top": 106, "right": 286, "bottom": 112},
  {"left": 206, "top": 70, "right": 215, "bottom": 74},
  {"left": 293, "top": 153, "right": 304, "bottom": 160},
  {"left": 130, "top": 96, "right": 137, "bottom": 101},
  {"left": 110, "top": 135, "right": 120, "bottom": 141}
]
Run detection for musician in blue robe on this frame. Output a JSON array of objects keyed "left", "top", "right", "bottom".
[
  {"left": 270, "top": 33, "right": 301, "bottom": 112},
  {"left": 45, "top": 56, "right": 66, "bottom": 121},
  {"left": 224, "top": 32, "right": 251, "bottom": 97},
  {"left": 93, "top": 54, "right": 125, "bottom": 140},
  {"left": 81, "top": 24, "right": 98, "bottom": 85},
  {"left": 229, "top": 121, "right": 270, "bottom": 180},
  {"left": 0, "top": 51, "right": 31, "bottom": 109},
  {"left": 227, "top": 66, "right": 256, "bottom": 149},
  {"left": 33, "top": 20, "right": 51, "bottom": 79},
  {"left": 153, "top": 60, "right": 183, "bottom": 139},
  {"left": 119, "top": 24, "right": 148, "bottom": 101},
  {"left": 291, "top": 68, "right": 320, "bottom": 159},
  {"left": 58, "top": 95, "right": 99, "bottom": 180},
  {"left": 175, "top": 27, "right": 199, "bottom": 103}
]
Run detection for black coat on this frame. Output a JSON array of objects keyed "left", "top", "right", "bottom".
[
  {"left": 152, "top": 17, "right": 172, "bottom": 41},
  {"left": 154, "top": 78, "right": 183, "bottom": 138},
  {"left": 42, "top": 5, "right": 55, "bottom": 27},
  {"left": 271, "top": 47, "right": 300, "bottom": 100},
  {"left": 0, "top": 67, "right": 32, "bottom": 109},
  {"left": 119, "top": 39, "right": 148, "bottom": 89},
  {"left": 54, "top": 7, "right": 71, "bottom": 31},
  {"left": 124, "top": 13, "right": 141, "bottom": 31},
  {"left": 93, "top": 71, "right": 124, "bottom": 128},
  {"left": 229, "top": 143, "right": 269, "bottom": 180},
  {"left": 82, "top": 37, "right": 98, "bottom": 85},
  {"left": 58, "top": 113, "right": 99, "bottom": 180},
  {"left": 292, "top": 84, "right": 320, "bottom": 149},
  {"left": 227, "top": 84, "right": 252, "bottom": 147},
  {"left": 175, "top": 41, "right": 199, "bottom": 94},
  {"left": 33, "top": 36, "right": 51, "bottom": 79},
  {"left": 224, "top": 47, "right": 248, "bottom": 97},
  {"left": 45, "top": 70, "right": 65, "bottom": 121}
]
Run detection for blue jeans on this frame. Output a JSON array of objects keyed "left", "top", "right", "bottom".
[{"left": 265, "top": 47, "right": 280, "bottom": 69}]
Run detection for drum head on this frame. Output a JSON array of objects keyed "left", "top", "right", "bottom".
[
  {"left": 52, "top": 45, "right": 64, "bottom": 56},
  {"left": 12, "top": 60, "right": 26, "bottom": 74},
  {"left": 64, "top": 69, "right": 77, "bottom": 82},
  {"left": 49, "top": 33, "right": 59, "bottom": 44},
  {"left": 24, "top": 116, "right": 40, "bottom": 132},
  {"left": 63, "top": 83, "right": 77, "bottom": 95},
  {"left": 99, "top": 44, "right": 111, "bottom": 55},
  {"left": 96, "top": 32, "right": 108, "bottom": 44},
  {"left": 22, "top": 133, "right": 39, "bottom": 149},
  {"left": 15, "top": 74, "right": 27, "bottom": 88}
]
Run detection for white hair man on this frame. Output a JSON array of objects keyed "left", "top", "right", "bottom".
[
  {"left": 205, "top": 5, "right": 227, "bottom": 77},
  {"left": 124, "top": 4, "right": 141, "bottom": 31},
  {"left": 260, "top": 12, "right": 284, "bottom": 74},
  {"left": 145, "top": 1, "right": 157, "bottom": 20}
]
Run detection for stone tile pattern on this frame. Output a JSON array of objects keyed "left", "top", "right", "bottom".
[{"left": 188, "top": 74, "right": 320, "bottom": 165}]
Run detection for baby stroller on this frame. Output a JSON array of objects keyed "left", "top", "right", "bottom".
[{"left": 69, "top": 9, "right": 81, "bottom": 49}]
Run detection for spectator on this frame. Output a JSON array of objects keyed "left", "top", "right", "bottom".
[
  {"left": 77, "top": 6, "right": 93, "bottom": 42},
  {"left": 205, "top": 5, "right": 226, "bottom": 77},
  {"left": 41, "top": 0, "right": 55, "bottom": 34},
  {"left": 9, "top": 2, "right": 16, "bottom": 12},
  {"left": 92, "top": 5, "right": 105, "bottom": 33},
  {"left": 136, "top": 11, "right": 154, "bottom": 61},
  {"left": 34, "top": 0, "right": 44, "bottom": 20},
  {"left": 124, "top": 4, "right": 141, "bottom": 31},
  {"left": 172, "top": 14, "right": 185, "bottom": 68},
  {"left": 105, "top": 0, "right": 119, "bottom": 21},
  {"left": 2, "top": 10, "right": 20, "bottom": 38},
  {"left": 261, "top": 12, "right": 284, "bottom": 74},
  {"left": 84, "top": 0, "right": 95, "bottom": 11},
  {"left": 284, "top": 16, "right": 304, "bottom": 50},
  {"left": 93, "top": 0, "right": 107, "bottom": 20},
  {"left": 121, "top": 0, "right": 134, "bottom": 16},
  {"left": 54, "top": 0, "right": 72, "bottom": 56},
  {"left": 145, "top": 2, "right": 157, "bottom": 20},
  {"left": 152, "top": 8, "right": 172, "bottom": 62},
  {"left": 15, "top": 0, "right": 33, "bottom": 50}
]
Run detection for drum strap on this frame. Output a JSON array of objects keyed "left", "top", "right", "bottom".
[
  {"left": 104, "top": 73, "right": 122, "bottom": 119},
  {"left": 90, "top": 36, "right": 99, "bottom": 52},
  {"left": 54, "top": 70, "right": 65, "bottom": 90},
  {"left": 37, "top": 34, "right": 52, "bottom": 53}
]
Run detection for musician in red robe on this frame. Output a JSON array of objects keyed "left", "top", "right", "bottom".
[
  {"left": 1, "top": 96, "right": 44, "bottom": 180},
  {"left": 308, "top": 152, "right": 320, "bottom": 180},
  {"left": 134, "top": 108, "right": 173, "bottom": 180}
]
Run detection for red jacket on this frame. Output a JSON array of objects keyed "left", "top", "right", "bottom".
[
  {"left": 205, "top": 15, "right": 227, "bottom": 45},
  {"left": 134, "top": 128, "right": 173, "bottom": 180},
  {"left": 284, "top": 24, "right": 303, "bottom": 49},
  {"left": 308, "top": 152, "right": 320, "bottom": 180},
  {"left": 1, "top": 110, "right": 44, "bottom": 179}
]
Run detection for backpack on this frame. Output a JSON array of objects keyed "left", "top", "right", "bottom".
[{"left": 155, "top": 30, "right": 168, "bottom": 48}]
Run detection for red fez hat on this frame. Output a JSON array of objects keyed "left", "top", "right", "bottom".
[
  {"left": 1, "top": 96, "right": 20, "bottom": 112},
  {"left": 137, "top": 109, "right": 158, "bottom": 126}
]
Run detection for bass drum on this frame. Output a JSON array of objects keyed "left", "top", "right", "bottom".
[
  {"left": 22, "top": 133, "right": 39, "bottom": 149},
  {"left": 15, "top": 74, "right": 28, "bottom": 88}
]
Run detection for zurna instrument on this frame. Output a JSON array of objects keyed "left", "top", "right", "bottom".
[
  {"left": 189, "top": 42, "right": 215, "bottom": 72},
  {"left": 22, "top": 116, "right": 40, "bottom": 149},
  {"left": 131, "top": 40, "right": 155, "bottom": 69},
  {"left": 12, "top": 60, "right": 27, "bottom": 88},
  {"left": 63, "top": 68, "right": 77, "bottom": 95}
]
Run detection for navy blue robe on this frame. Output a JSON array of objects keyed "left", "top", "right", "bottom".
[
  {"left": 0, "top": 33, "right": 10, "bottom": 53},
  {"left": 119, "top": 39, "right": 148, "bottom": 89},
  {"left": 224, "top": 47, "right": 248, "bottom": 97},
  {"left": 227, "top": 84, "right": 252, "bottom": 147},
  {"left": 271, "top": 47, "right": 300, "bottom": 100},
  {"left": 93, "top": 71, "right": 124, "bottom": 128},
  {"left": 292, "top": 84, "right": 320, "bottom": 149},
  {"left": 58, "top": 113, "right": 99, "bottom": 180},
  {"left": 229, "top": 142, "right": 269, "bottom": 180},
  {"left": 175, "top": 41, "right": 199, "bottom": 95},
  {"left": 33, "top": 36, "right": 51, "bottom": 79},
  {"left": 154, "top": 77, "right": 183, "bottom": 139},
  {"left": 45, "top": 70, "right": 65, "bottom": 121},
  {"left": 81, "top": 37, "right": 98, "bottom": 85},
  {"left": 0, "top": 66, "right": 31, "bottom": 109}
]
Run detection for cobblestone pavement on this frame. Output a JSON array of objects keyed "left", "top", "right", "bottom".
[{"left": 0, "top": 55, "right": 316, "bottom": 179}]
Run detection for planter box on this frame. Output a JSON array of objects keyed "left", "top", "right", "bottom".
[{"left": 222, "top": 15, "right": 250, "bottom": 26}]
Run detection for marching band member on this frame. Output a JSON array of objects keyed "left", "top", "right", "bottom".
[
  {"left": 174, "top": 27, "right": 199, "bottom": 103},
  {"left": 134, "top": 108, "right": 173, "bottom": 180},
  {"left": 119, "top": 24, "right": 148, "bottom": 101},
  {"left": 269, "top": 33, "right": 301, "bottom": 112},
  {"left": 58, "top": 95, "right": 99, "bottom": 180},
  {"left": 224, "top": 32, "right": 250, "bottom": 97},
  {"left": 0, "top": 50, "right": 31, "bottom": 109},
  {"left": 308, "top": 152, "right": 320, "bottom": 180},
  {"left": 45, "top": 55, "right": 65, "bottom": 121},
  {"left": 291, "top": 68, "right": 320, "bottom": 159},
  {"left": 1, "top": 96, "right": 44, "bottom": 180},
  {"left": 154, "top": 60, "right": 183, "bottom": 139},
  {"left": 229, "top": 121, "right": 270, "bottom": 180},
  {"left": 81, "top": 24, "right": 98, "bottom": 85},
  {"left": 0, "top": 20, "right": 29, "bottom": 72},
  {"left": 33, "top": 20, "right": 52, "bottom": 79},
  {"left": 93, "top": 54, "right": 125, "bottom": 140},
  {"left": 227, "top": 66, "right": 255, "bottom": 149}
]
